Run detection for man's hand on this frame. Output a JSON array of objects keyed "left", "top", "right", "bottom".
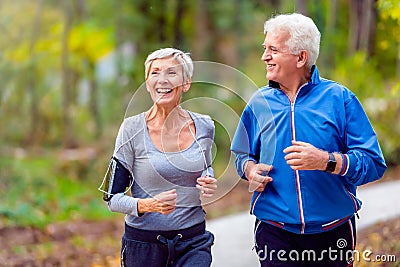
[
  {"left": 283, "top": 141, "right": 327, "bottom": 171},
  {"left": 196, "top": 176, "right": 217, "bottom": 198},
  {"left": 244, "top": 161, "right": 273, "bottom": 192},
  {"left": 137, "top": 189, "right": 177, "bottom": 214}
]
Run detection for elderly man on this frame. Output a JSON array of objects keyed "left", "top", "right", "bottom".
[{"left": 231, "top": 13, "right": 386, "bottom": 267}]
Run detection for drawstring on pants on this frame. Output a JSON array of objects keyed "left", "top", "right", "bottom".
[{"left": 157, "top": 234, "right": 182, "bottom": 266}]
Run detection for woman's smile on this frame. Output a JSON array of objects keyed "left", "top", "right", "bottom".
[{"left": 156, "top": 88, "right": 173, "bottom": 94}]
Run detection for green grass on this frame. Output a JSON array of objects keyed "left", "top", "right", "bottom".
[{"left": 0, "top": 153, "right": 113, "bottom": 228}]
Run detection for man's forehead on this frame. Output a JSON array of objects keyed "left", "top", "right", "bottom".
[{"left": 264, "top": 31, "right": 290, "bottom": 44}]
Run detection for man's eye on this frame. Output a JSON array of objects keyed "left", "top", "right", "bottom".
[
  {"left": 168, "top": 71, "right": 176, "bottom": 75},
  {"left": 151, "top": 71, "right": 159, "bottom": 75}
]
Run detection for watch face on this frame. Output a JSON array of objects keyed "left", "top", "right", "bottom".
[
  {"left": 326, "top": 153, "right": 336, "bottom": 173},
  {"left": 326, "top": 160, "right": 336, "bottom": 172}
]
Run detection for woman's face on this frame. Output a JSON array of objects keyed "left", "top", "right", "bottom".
[{"left": 146, "top": 56, "right": 190, "bottom": 108}]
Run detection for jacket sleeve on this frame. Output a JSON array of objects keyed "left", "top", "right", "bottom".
[
  {"left": 341, "top": 95, "right": 387, "bottom": 186},
  {"left": 231, "top": 105, "right": 261, "bottom": 180}
]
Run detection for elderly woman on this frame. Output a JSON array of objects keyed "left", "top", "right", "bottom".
[{"left": 101, "top": 48, "right": 217, "bottom": 267}]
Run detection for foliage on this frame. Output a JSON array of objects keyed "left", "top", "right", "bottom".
[
  {"left": 328, "top": 52, "right": 384, "bottom": 99},
  {"left": 376, "top": 0, "right": 400, "bottom": 78},
  {"left": 1, "top": 0, "right": 400, "bottom": 228},
  {"left": 363, "top": 82, "right": 400, "bottom": 165},
  {"left": 356, "top": 217, "right": 400, "bottom": 267},
  {"left": 0, "top": 152, "right": 112, "bottom": 227},
  {"left": 69, "top": 21, "right": 114, "bottom": 67}
]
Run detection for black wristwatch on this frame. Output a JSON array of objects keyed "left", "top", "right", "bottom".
[{"left": 325, "top": 152, "right": 336, "bottom": 173}]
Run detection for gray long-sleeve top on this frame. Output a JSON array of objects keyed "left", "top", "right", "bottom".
[{"left": 108, "top": 111, "right": 215, "bottom": 231}]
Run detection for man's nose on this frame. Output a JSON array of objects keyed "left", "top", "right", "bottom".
[{"left": 261, "top": 50, "right": 271, "bottom": 61}]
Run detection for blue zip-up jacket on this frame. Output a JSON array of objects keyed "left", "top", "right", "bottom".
[{"left": 231, "top": 66, "right": 387, "bottom": 234}]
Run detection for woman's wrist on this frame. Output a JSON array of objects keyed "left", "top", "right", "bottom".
[{"left": 137, "top": 198, "right": 153, "bottom": 213}]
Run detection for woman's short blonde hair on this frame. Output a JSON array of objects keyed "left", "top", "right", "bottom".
[{"left": 144, "top": 48, "right": 193, "bottom": 83}]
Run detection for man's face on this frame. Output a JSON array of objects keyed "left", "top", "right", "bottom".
[{"left": 261, "top": 31, "right": 299, "bottom": 84}]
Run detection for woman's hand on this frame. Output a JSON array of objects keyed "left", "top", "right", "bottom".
[
  {"left": 196, "top": 176, "right": 217, "bottom": 198},
  {"left": 137, "top": 189, "right": 177, "bottom": 214}
]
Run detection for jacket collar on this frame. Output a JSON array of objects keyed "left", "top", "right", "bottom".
[{"left": 268, "top": 65, "right": 321, "bottom": 89}]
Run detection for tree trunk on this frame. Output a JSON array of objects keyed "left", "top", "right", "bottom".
[
  {"left": 397, "top": 44, "right": 400, "bottom": 80},
  {"left": 296, "top": 0, "right": 308, "bottom": 15},
  {"left": 155, "top": 0, "right": 167, "bottom": 43},
  {"left": 26, "top": 0, "right": 43, "bottom": 145},
  {"left": 366, "top": 0, "right": 378, "bottom": 56},
  {"left": 348, "top": 0, "right": 377, "bottom": 56},
  {"left": 61, "top": 0, "right": 76, "bottom": 148},
  {"left": 114, "top": 1, "right": 124, "bottom": 78},
  {"left": 88, "top": 61, "right": 102, "bottom": 138},
  {"left": 321, "top": 0, "right": 338, "bottom": 67},
  {"left": 76, "top": 0, "right": 101, "bottom": 138},
  {"left": 193, "top": 0, "right": 211, "bottom": 60},
  {"left": 234, "top": 0, "right": 244, "bottom": 66},
  {"left": 173, "top": 0, "right": 184, "bottom": 48}
]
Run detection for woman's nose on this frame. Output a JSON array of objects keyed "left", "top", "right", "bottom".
[{"left": 157, "top": 71, "right": 169, "bottom": 83}]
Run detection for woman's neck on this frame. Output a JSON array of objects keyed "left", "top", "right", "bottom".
[
  {"left": 146, "top": 105, "right": 190, "bottom": 130},
  {"left": 145, "top": 104, "right": 195, "bottom": 152}
]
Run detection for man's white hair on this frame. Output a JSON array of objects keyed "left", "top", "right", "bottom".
[
  {"left": 264, "top": 13, "right": 321, "bottom": 69},
  {"left": 145, "top": 48, "right": 193, "bottom": 83}
]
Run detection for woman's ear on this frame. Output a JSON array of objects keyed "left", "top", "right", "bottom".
[
  {"left": 297, "top": 50, "right": 308, "bottom": 68},
  {"left": 145, "top": 78, "right": 150, "bottom": 92},
  {"left": 182, "top": 78, "right": 191, "bottom": 92}
]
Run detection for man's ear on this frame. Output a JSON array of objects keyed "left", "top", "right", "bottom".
[{"left": 297, "top": 50, "right": 308, "bottom": 68}]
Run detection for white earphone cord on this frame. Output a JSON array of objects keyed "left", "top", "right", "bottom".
[{"left": 188, "top": 121, "right": 211, "bottom": 177}]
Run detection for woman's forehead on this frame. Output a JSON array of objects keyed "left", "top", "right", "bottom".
[{"left": 150, "top": 56, "right": 182, "bottom": 70}]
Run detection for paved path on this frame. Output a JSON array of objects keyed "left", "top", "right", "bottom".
[{"left": 206, "top": 180, "right": 400, "bottom": 267}]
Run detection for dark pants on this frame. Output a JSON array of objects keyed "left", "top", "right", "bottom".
[
  {"left": 121, "top": 221, "right": 214, "bottom": 267},
  {"left": 254, "top": 218, "right": 356, "bottom": 267}
]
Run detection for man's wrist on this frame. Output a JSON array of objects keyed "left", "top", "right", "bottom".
[
  {"left": 338, "top": 153, "right": 347, "bottom": 176},
  {"left": 244, "top": 160, "right": 256, "bottom": 179},
  {"left": 322, "top": 152, "right": 343, "bottom": 174},
  {"left": 324, "top": 152, "right": 336, "bottom": 173}
]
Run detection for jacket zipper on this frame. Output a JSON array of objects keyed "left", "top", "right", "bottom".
[
  {"left": 286, "top": 89, "right": 306, "bottom": 234},
  {"left": 251, "top": 86, "right": 307, "bottom": 233},
  {"left": 344, "top": 186, "right": 361, "bottom": 212},
  {"left": 250, "top": 192, "right": 262, "bottom": 214}
]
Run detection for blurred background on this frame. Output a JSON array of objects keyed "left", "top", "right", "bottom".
[{"left": 0, "top": 0, "right": 399, "bottom": 266}]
